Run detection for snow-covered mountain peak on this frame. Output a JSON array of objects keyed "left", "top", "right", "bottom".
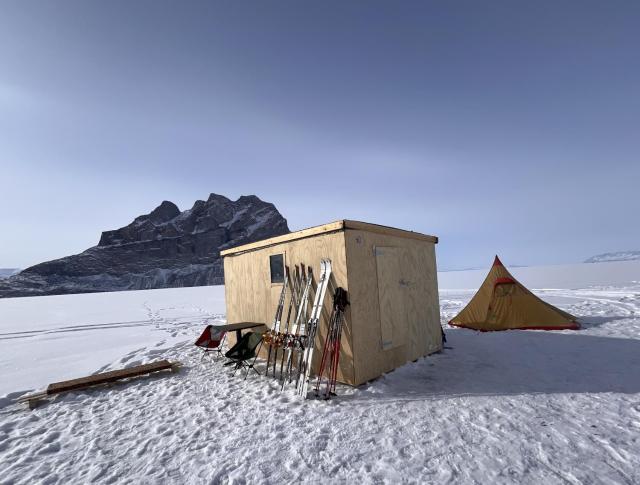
[{"left": 584, "top": 251, "right": 640, "bottom": 263}]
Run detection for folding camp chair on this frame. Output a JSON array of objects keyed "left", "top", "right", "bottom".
[
  {"left": 223, "top": 331, "right": 264, "bottom": 377},
  {"left": 194, "top": 325, "right": 227, "bottom": 361}
]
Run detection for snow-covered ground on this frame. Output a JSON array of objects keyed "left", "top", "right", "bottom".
[
  {"left": 0, "top": 286, "right": 226, "bottom": 398},
  {"left": 0, "top": 262, "right": 639, "bottom": 483}
]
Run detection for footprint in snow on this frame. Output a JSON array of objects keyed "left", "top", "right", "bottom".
[
  {"left": 217, "top": 402, "right": 229, "bottom": 411},
  {"left": 37, "top": 441, "right": 61, "bottom": 455},
  {"left": 42, "top": 430, "right": 61, "bottom": 444}
]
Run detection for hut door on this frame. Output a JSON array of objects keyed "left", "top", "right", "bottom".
[{"left": 375, "top": 247, "right": 407, "bottom": 350}]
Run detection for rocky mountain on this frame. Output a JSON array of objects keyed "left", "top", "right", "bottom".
[
  {"left": 584, "top": 251, "right": 640, "bottom": 264},
  {"left": 0, "top": 194, "right": 289, "bottom": 298}
]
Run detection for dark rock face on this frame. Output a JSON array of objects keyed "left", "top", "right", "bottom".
[{"left": 0, "top": 194, "right": 289, "bottom": 298}]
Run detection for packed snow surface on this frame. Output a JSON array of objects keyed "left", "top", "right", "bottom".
[
  {"left": 0, "top": 262, "right": 639, "bottom": 483},
  {"left": 0, "top": 286, "right": 225, "bottom": 397}
]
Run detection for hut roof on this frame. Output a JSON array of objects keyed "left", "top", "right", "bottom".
[{"left": 220, "top": 219, "right": 438, "bottom": 256}]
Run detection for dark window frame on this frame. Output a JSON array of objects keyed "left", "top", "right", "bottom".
[{"left": 269, "top": 254, "right": 285, "bottom": 284}]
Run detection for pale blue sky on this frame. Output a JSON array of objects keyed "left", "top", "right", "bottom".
[{"left": 1, "top": 1, "right": 638, "bottom": 270}]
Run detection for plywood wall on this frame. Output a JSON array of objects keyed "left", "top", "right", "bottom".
[
  {"left": 223, "top": 227, "right": 441, "bottom": 387},
  {"left": 345, "top": 229, "right": 441, "bottom": 385},
  {"left": 223, "top": 231, "right": 355, "bottom": 384}
]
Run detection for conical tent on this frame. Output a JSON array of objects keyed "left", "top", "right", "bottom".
[{"left": 449, "top": 256, "right": 579, "bottom": 331}]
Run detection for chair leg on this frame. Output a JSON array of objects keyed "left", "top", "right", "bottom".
[
  {"left": 244, "top": 341, "right": 263, "bottom": 379},
  {"left": 200, "top": 350, "right": 215, "bottom": 362},
  {"left": 215, "top": 334, "right": 227, "bottom": 360},
  {"left": 243, "top": 360, "right": 260, "bottom": 381}
]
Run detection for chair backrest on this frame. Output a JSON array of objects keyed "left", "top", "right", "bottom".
[
  {"left": 225, "top": 331, "right": 263, "bottom": 361},
  {"left": 194, "top": 325, "right": 225, "bottom": 349}
]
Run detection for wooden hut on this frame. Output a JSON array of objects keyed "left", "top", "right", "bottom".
[{"left": 220, "top": 220, "right": 441, "bottom": 386}]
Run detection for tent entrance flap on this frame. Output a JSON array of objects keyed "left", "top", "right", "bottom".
[{"left": 375, "top": 246, "right": 408, "bottom": 350}]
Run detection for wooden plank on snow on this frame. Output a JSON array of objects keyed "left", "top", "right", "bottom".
[{"left": 46, "top": 360, "right": 178, "bottom": 395}]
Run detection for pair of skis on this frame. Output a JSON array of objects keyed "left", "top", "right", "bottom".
[
  {"left": 314, "top": 287, "right": 349, "bottom": 399},
  {"left": 295, "top": 259, "right": 332, "bottom": 397},
  {"left": 276, "top": 265, "right": 303, "bottom": 380},
  {"left": 281, "top": 266, "right": 313, "bottom": 387},
  {"left": 249, "top": 265, "right": 291, "bottom": 379},
  {"left": 263, "top": 267, "right": 289, "bottom": 377}
]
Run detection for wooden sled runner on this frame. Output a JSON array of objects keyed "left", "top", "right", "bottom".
[{"left": 18, "top": 360, "right": 181, "bottom": 409}]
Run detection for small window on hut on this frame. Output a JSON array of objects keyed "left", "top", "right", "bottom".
[{"left": 269, "top": 254, "right": 285, "bottom": 284}]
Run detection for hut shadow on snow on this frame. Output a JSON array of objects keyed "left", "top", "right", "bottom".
[{"left": 346, "top": 328, "right": 640, "bottom": 400}]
